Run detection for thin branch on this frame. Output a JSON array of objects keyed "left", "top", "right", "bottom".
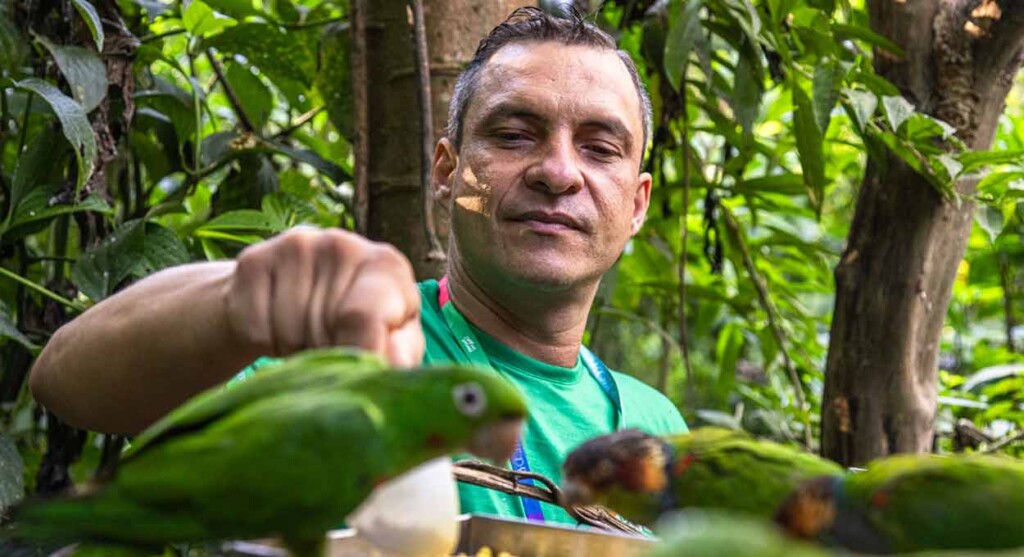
[
  {"left": 271, "top": 106, "right": 324, "bottom": 140},
  {"left": 206, "top": 48, "right": 255, "bottom": 133},
  {"left": 0, "top": 266, "right": 86, "bottom": 312},
  {"left": 720, "top": 205, "right": 812, "bottom": 450},
  {"left": 678, "top": 84, "right": 696, "bottom": 403},
  {"left": 408, "top": 0, "right": 446, "bottom": 263},
  {"left": 982, "top": 428, "right": 1024, "bottom": 454},
  {"left": 140, "top": 28, "right": 186, "bottom": 43},
  {"left": 350, "top": 0, "right": 370, "bottom": 234}
]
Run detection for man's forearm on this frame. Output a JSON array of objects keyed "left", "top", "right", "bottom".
[{"left": 29, "top": 262, "right": 262, "bottom": 435}]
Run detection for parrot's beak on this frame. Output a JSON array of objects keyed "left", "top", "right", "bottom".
[
  {"left": 467, "top": 417, "right": 523, "bottom": 464},
  {"left": 559, "top": 477, "right": 593, "bottom": 507}
]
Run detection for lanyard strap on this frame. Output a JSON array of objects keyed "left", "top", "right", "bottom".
[{"left": 436, "top": 276, "right": 624, "bottom": 522}]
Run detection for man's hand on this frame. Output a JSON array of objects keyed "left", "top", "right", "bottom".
[{"left": 225, "top": 228, "right": 425, "bottom": 367}]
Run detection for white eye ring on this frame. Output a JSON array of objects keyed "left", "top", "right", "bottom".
[{"left": 452, "top": 382, "right": 488, "bottom": 418}]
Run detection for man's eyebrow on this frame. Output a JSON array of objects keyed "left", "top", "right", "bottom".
[
  {"left": 475, "top": 103, "right": 545, "bottom": 128},
  {"left": 581, "top": 117, "right": 635, "bottom": 154}
]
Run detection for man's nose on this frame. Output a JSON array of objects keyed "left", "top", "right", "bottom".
[{"left": 524, "top": 133, "right": 584, "bottom": 195}]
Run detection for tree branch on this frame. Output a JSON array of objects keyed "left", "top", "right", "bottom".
[
  {"left": 721, "top": 205, "right": 812, "bottom": 450},
  {"left": 974, "top": 0, "right": 1024, "bottom": 80},
  {"left": 205, "top": 48, "right": 255, "bottom": 134},
  {"left": 408, "top": 0, "right": 446, "bottom": 263},
  {"left": 350, "top": 0, "right": 370, "bottom": 235}
]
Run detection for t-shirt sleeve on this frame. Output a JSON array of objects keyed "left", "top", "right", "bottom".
[{"left": 613, "top": 372, "right": 688, "bottom": 435}]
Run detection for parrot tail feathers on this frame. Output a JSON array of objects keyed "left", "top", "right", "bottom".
[{"left": 9, "top": 490, "right": 204, "bottom": 547}]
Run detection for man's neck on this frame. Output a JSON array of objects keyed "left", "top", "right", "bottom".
[{"left": 444, "top": 264, "right": 598, "bottom": 368}]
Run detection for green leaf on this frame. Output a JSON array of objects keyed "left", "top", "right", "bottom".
[
  {"left": 0, "top": 310, "right": 37, "bottom": 350},
  {"left": 0, "top": 8, "right": 28, "bottom": 76},
  {"left": 71, "top": 220, "right": 147, "bottom": 301},
  {"left": 959, "top": 149, "right": 1024, "bottom": 175},
  {"left": 207, "top": 23, "right": 316, "bottom": 87},
  {"left": 792, "top": 84, "right": 827, "bottom": 212},
  {"left": 315, "top": 22, "right": 353, "bottom": 140},
  {"left": 731, "top": 46, "right": 762, "bottom": 136},
  {"left": 196, "top": 209, "right": 278, "bottom": 233},
  {"left": 14, "top": 78, "right": 97, "bottom": 193},
  {"left": 735, "top": 174, "right": 805, "bottom": 195},
  {"left": 183, "top": 0, "right": 237, "bottom": 37},
  {"left": 0, "top": 434, "right": 24, "bottom": 513},
  {"left": 70, "top": 0, "right": 104, "bottom": 51},
  {"left": 8, "top": 188, "right": 112, "bottom": 232},
  {"left": 226, "top": 62, "right": 272, "bottom": 130},
  {"left": 812, "top": 61, "right": 843, "bottom": 134},
  {"left": 663, "top": 0, "right": 704, "bottom": 92},
  {"left": 882, "top": 95, "right": 914, "bottom": 133},
  {"left": 6, "top": 125, "right": 68, "bottom": 229},
  {"left": 976, "top": 204, "right": 1005, "bottom": 243},
  {"left": 132, "top": 223, "right": 191, "bottom": 278},
  {"left": 831, "top": 22, "right": 904, "bottom": 57},
  {"left": 843, "top": 89, "right": 877, "bottom": 132},
  {"left": 34, "top": 34, "right": 108, "bottom": 112},
  {"left": 874, "top": 129, "right": 953, "bottom": 196},
  {"left": 266, "top": 141, "right": 349, "bottom": 183},
  {"left": 204, "top": 0, "right": 259, "bottom": 19}
]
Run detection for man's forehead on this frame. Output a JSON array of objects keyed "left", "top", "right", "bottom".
[{"left": 470, "top": 42, "right": 643, "bottom": 136}]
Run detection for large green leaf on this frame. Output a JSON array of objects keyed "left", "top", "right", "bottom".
[
  {"left": 71, "top": 220, "right": 147, "bottom": 301},
  {"left": 206, "top": 23, "right": 316, "bottom": 87},
  {"left": 13, "top": 78, "right": 97, "bottom": 192},
  {"left": 0, "top": 434, "right": 24, "bottom": 513},
  {"left": 843, "top": 89, "right": 877, "bottom": 132},
  {"left": 8, "top": 188, "right": 112, "bottom": 234},
  {"left": 196, "top": 209, "right": 277, "bottom": 233},
  {"left": 131, "top": 223, "right": 191, "bottom": 278},
  {"left": 226, "top": 62, "right": 272, "bottom": 130},
  {"left": 35, "top": 34, "right": 108, "bottom": 112},
  {"left": 204, "top": 0, "right": 260, "bottom": 20},
  {"left": 732, "top": 45, "right": 762, "bottom": 136},
  {"left": 0, "top": 2, "right": 27, "bottom": 75},
  {"left": 664, "top": 0, "right": 704, "bottom": 92},
  {"left": 959, "top": 149, "right": 1024, "bottom": 175},
  {"left": 70, "top": 0, "right": 103, "bottom": 51},
  {"left": 812, "top": 61, "right": 843, "bottom": 135},
  {"left": 183, "top": 0, "right": 237, "bottom": 37},
  {"left": 6, "top": 125, "right": 68, "bottom": 228},
  {"left": 831, "top": 22, "right": 904, "bottom": 57},
  {"left": 315, "top": 22, "right": 353, "bottom": 140},
  {"left": 792, "top": 84, "right": 826, "bottom": 212}
]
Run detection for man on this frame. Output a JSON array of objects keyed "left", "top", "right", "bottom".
[{"left": 29, "top": 8, "right": 686, "bottom": 525}]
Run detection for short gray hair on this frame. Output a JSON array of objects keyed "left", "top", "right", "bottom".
[{"left": 446, "top": 7, "right": 653, "bottom": 163}]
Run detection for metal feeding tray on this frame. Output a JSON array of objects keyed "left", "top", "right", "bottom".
[{"left": 223, "top": 514, "right": 656, "bottom": 557}]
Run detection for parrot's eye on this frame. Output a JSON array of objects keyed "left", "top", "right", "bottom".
[{"left": 452, "top": 382, "right": 487, "bottom": 417}]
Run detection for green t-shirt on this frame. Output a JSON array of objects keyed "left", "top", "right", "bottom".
[{"left": 418, "top": 280, "right": 687, "bottom": 525}]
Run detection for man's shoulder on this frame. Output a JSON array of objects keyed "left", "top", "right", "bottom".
[{"left": 610, "top": 370, "right": 688, "bottom": 435}]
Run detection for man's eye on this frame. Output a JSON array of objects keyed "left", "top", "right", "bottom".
[
  {"left": 584, "top": 144, "right": 620, "bottom": 159},
  {"left": 495, "top": 130, "right": 529, "bottom": 142}
]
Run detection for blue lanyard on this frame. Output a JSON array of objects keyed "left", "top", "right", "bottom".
[{"left": 436, "top": 276, "right": 623, "bottom": 522}]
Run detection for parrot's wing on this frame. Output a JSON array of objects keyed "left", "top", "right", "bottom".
[
  {"left": 126, "top": 348, "right": 385, "bottom": 459},
  {"left": 21, "top": 392, "right": 392, "bottom": 546},
  {"left": 850, "top": 456, "right": 1024, "bottom": 551}
]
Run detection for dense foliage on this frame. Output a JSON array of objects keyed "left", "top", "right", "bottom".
[{"left": 1, "top": 0, "right": 1023, "bottom": 513}]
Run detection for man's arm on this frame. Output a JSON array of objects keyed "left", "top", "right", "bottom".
[{"left": 29, "top": 228, "right": 425, "bottom": 435}]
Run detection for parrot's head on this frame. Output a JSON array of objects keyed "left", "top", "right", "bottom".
[
  {"left": 774, "top": 475, "right": 890, "bottom": 553},
  {"left": 375, "top": 365, "right": 528, "bottom": 465},
  {"left": 560, "top": 429, "right": 673, "bottom": 525}
]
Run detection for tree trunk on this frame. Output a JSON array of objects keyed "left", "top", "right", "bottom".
[
  {"left": 362, "top": 0, "right": 533, "bottom": 279},
  {"left": 822, "top": 0, "right": 1024, "bottom": 466}
]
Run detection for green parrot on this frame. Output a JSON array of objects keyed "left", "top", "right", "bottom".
[
  {"left": 561, "top": 427, "right": 843, "bottom": 526},
  {"left": 9, "top": 352, "right": 528, "bottom": 557},
  {"left": 774, "top": 454, "right": 1024, "bottom": 554},
  {"left": 647, "top": 510, "right": 833, "bottom": 557}
]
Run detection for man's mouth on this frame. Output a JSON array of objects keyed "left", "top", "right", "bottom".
[{"left": 512, "top": 211, "right": 584, "bottom": 233}]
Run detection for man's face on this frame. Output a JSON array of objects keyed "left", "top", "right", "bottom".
[{"left": 434, "top": 42, "right": 651, "bottom": 292}]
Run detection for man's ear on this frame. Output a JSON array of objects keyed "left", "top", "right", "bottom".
[
  {"left": 631, "top": 171, "right": 653, "bottom": 235},
  {"left": 432, "top": 138, "right": 458, "bottom": 202}
]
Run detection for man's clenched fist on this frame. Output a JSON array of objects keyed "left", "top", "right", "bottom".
[{"left": 224, "top": 228, "right": 425, "bottom": 367}]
